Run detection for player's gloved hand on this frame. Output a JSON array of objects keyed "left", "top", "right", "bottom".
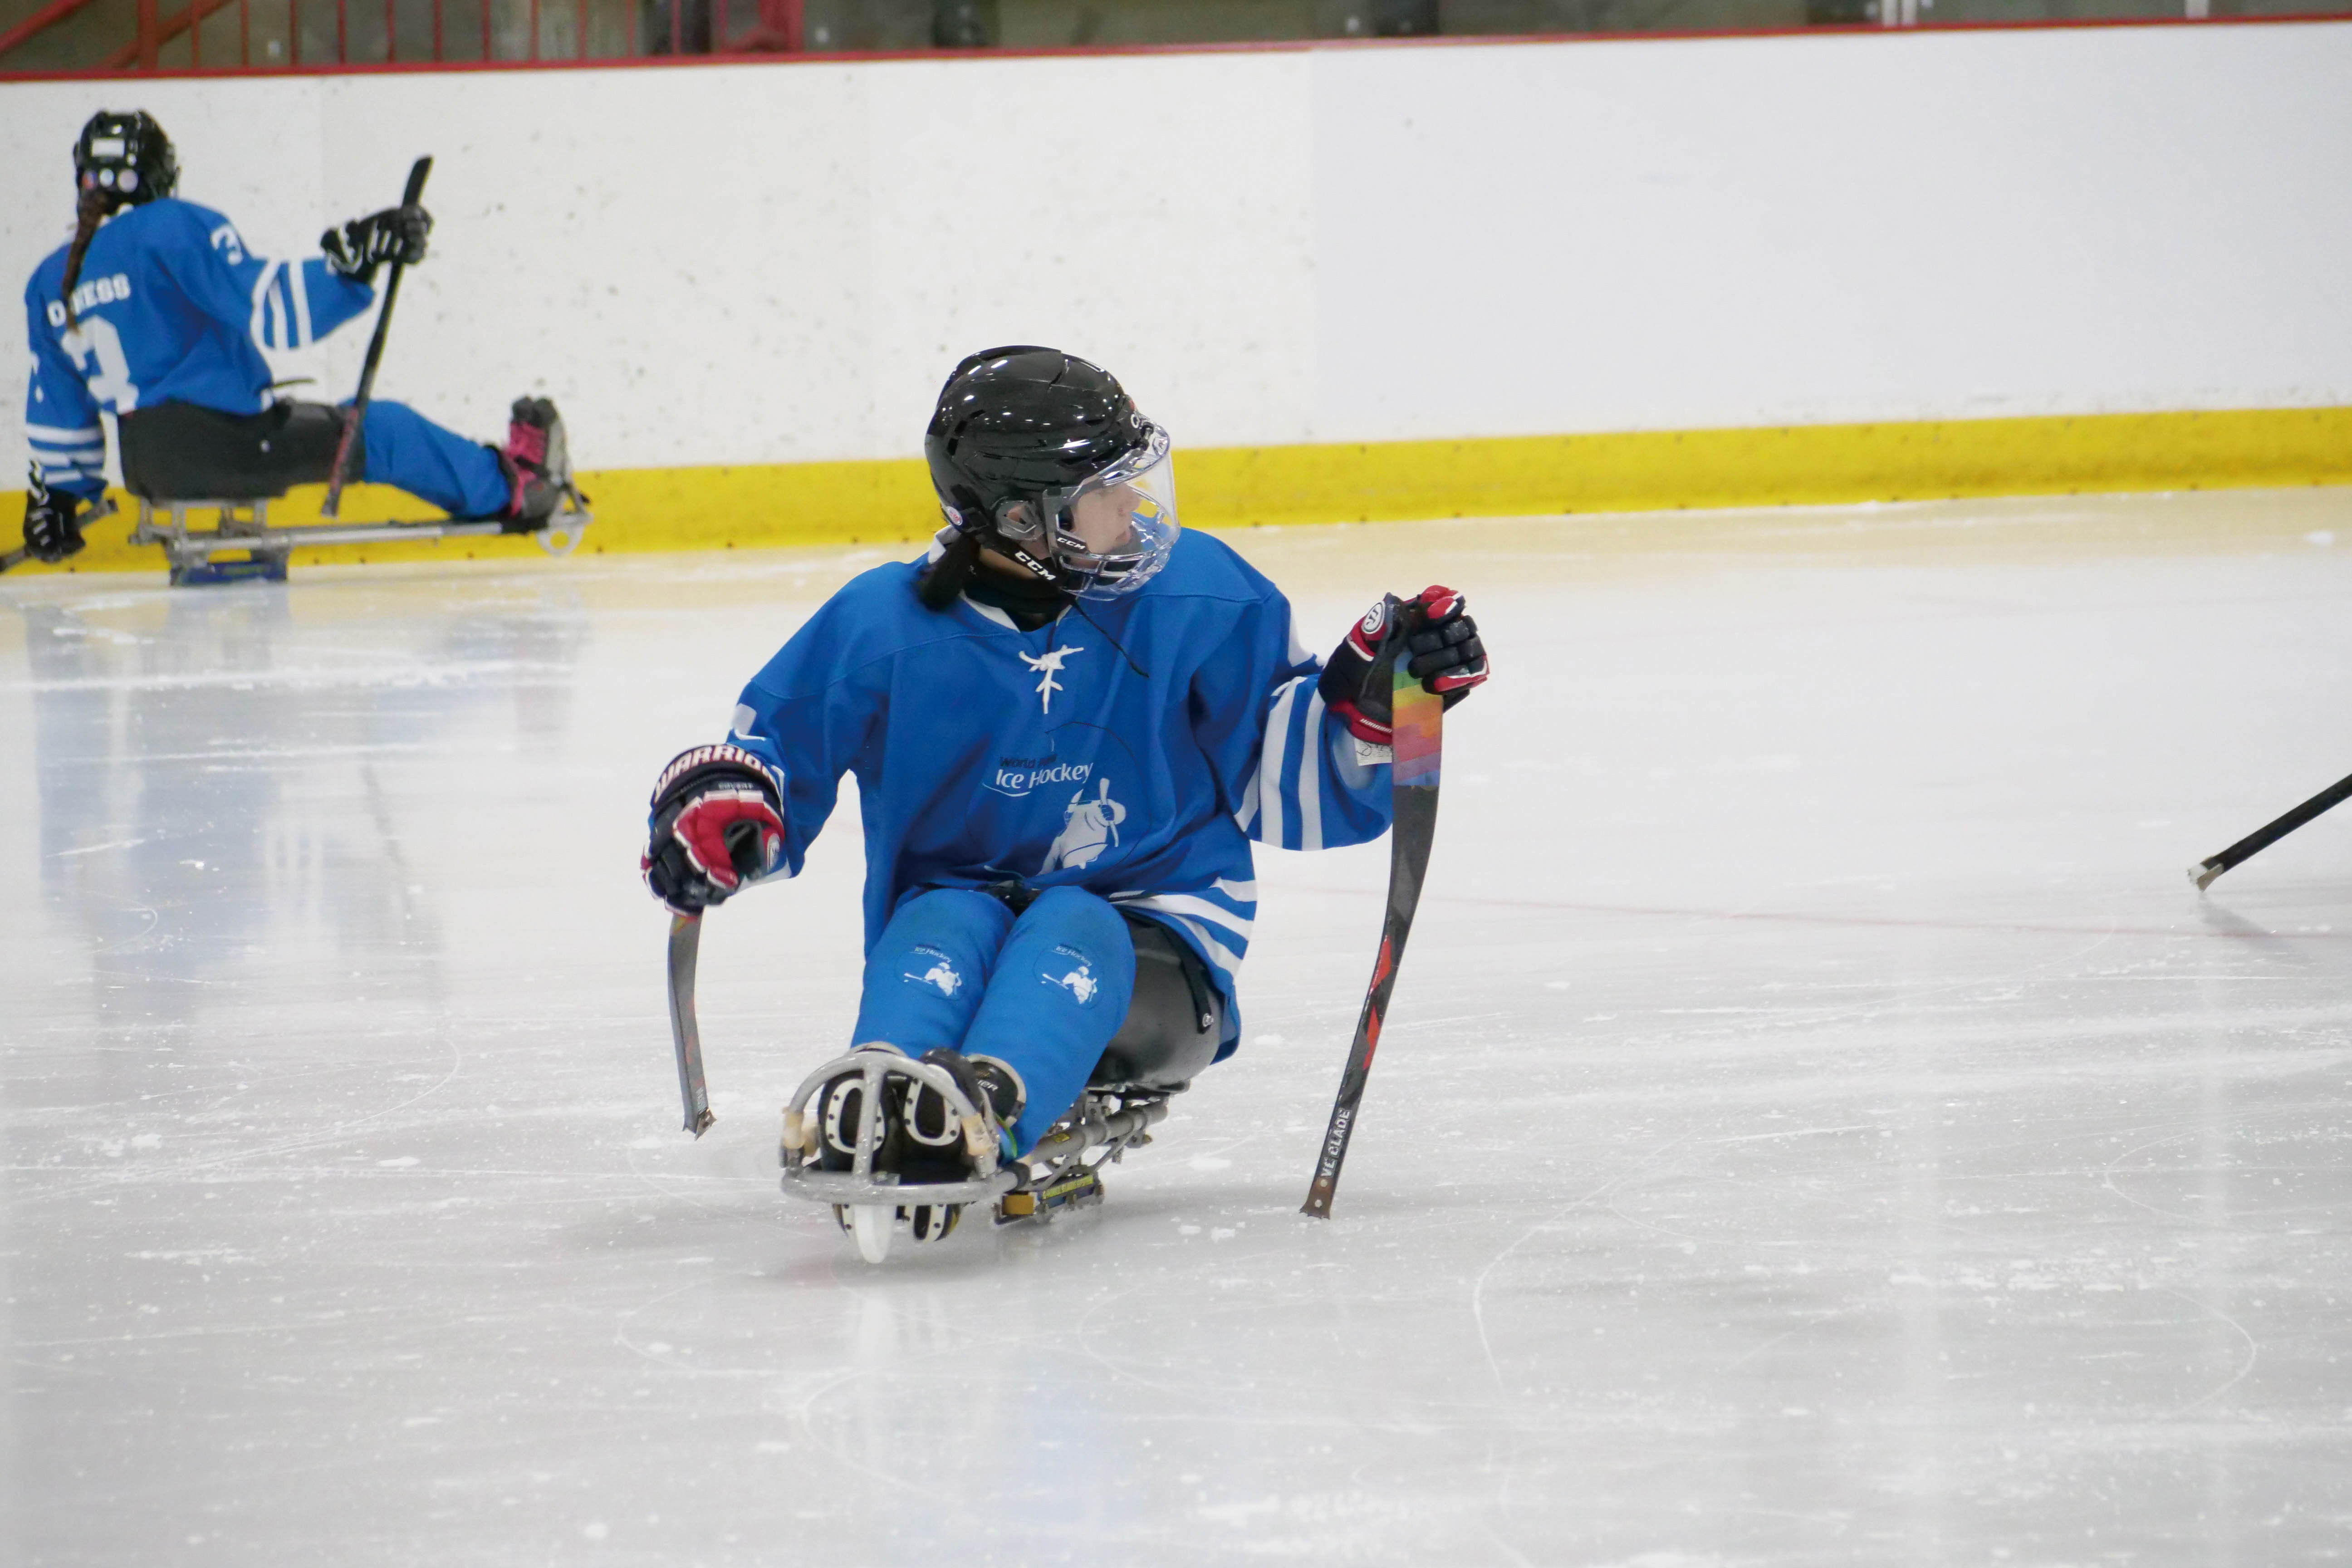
[
  {"left": 640, "top": 744, "right": 788, "bottom": 915},
  {"left": 22, "top": 467, "right": 88, "bottom": 564},
  {"left": 1316, "top": 585, "right": 1489, "bottom": 745},
  {"left": 321, "top": 203, "right": 433, "bottom": 283}
]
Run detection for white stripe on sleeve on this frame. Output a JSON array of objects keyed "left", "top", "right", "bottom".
[
  {"left": 26, "top": 423, "right": 102, "bottom": 443},
  {"left": 1256, "top": 678, "right": 1299, "bottom": 848},
  {"left": 249, "top": 261, "right": 279, "bottom": 351},
  {"left": 269, "top": 270, "right": 292, "bottom": 349},
  {"left": 289, "top": 262, "right": 314, "bottom": 346},
  {"left": 1297, "top": 687, "right": 1326, "bottom": 852}
]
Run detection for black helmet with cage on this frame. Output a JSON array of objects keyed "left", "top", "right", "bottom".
[
  {"left": 919, "top": 346, "right": 1181, "bottom": 608},
  {"left": 61, "top": 111, "right": 178, "bottom": 327},
  {"left": 74, "top": 110, "right": 178, "bottom": 207}
]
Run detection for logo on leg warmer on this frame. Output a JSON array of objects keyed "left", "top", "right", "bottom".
[
  {"left": 1042, "top": 946, "right": 1099, "bottom": 1005},
  {"left": 902, "top": 945, "right": 962, "bottom": 997}
]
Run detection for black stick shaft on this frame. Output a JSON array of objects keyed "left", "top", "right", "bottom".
[
  {"left": 1303, "top": 699, "right": 1443, "bottom": 1220},
  {"left": 322, "top": 156, "right": 431, "bottom": 519},
  {"left": 2191, "top": 769, "right": 2352, "bottom": 890}
]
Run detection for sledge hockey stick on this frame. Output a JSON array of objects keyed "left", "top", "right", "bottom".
[
  {"left": 1302, "top": 658, "right": 1444, "bottom": 1219},
  {"left": 2, "top": 496, "right": 121, "bottom": 576},
  {"left": 2189, "top": 769, "right": 2352, "bottom": 891},
  {"left": 322, "top": 155, "right": 431, "bottom": 519},
  {"left": 666, "top": 912, "right": 717, "bottom": 1137}
]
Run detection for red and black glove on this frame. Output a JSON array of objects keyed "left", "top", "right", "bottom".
[
  {"left": 1317, "top": 585, "right": 1489, "bottom": 746},
  {"left": 640, "top": 744, "right": 787, "bottom": 914}
]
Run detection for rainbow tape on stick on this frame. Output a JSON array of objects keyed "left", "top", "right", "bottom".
[{"left": 1391, "top": 668, "right": 1443, "bottom": 788}]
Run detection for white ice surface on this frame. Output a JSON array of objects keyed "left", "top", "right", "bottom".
[{"left": 4, "top": 493, "right": 2351, "bottom": 1565}]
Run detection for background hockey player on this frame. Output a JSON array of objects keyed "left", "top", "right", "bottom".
[
  {"left": 640, "top": 345, "right": 1488, "bottom": 1244},
  {"left": 18, "top": 109, "right": 575, "bottom": 566}
]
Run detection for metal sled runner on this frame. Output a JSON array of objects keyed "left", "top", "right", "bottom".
[
  {"left": 779, "top": 1049, "right": 1173, "bottom": 1264},
  {"left": 130, "top": 492, "right": 591, "bottom": 587}
]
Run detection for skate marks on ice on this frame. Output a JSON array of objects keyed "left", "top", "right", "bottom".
[{"left": 7, "top": 505, "right": 2352, "bottom": 1564}]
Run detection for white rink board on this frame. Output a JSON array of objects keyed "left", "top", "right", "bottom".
[{"left": 1, "top": 22, "right": 2350, "bottom": 481}]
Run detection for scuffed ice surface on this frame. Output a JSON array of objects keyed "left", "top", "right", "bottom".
[{"left": 3, "top": 492, "right": 2351, "bottom": 1565}]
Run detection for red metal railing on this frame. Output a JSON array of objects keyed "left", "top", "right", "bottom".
[{"left": 1, "top": 0, "right": 804, "bottom": 70}]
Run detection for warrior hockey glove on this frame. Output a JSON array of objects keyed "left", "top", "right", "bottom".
[
  {"left": 22, "top": 467, "right": 88, "bottom": 564},
  {"left": 1317, "top": 585, "right": 1489, "bottom": 746},
  {"left": 641, "top": 744, "right": 788, "bottom": 915},
  {"left": 321, "top": 203, "right": 433, "bottom": 283}
]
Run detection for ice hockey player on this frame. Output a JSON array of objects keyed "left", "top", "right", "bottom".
[
  {"left": 18, "top": 109, "right": 575, "bottom": 565},
  {"left": 639, "top": 346, "right": 1488, "bottom": 1243}
]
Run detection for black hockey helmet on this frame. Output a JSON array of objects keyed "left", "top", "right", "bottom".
[
  {"left": 923, "top": 346, "right": 1180, "bottom": 602},
  {"left": 74, "top": 110, "right": 178, "bottom": 207}
]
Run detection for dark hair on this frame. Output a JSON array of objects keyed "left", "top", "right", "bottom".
[
  {"left": 60, "top": 185, "right": 115, "bottom": 328},
  {"left": 916, "top": 526, "right": 981, "bottom": 611}
]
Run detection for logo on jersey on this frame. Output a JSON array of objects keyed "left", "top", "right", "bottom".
[
  {"left": 1042, "top": 948, "right": 1101, "bottom": 1005},
  {"left": 1017, "top": 646, "right": 1086, "bottom": 714},
  {"left": 985, "top": 750, "right": 1091, "bottom": 800},
  {"left": 902, "top": 945, "right": 962, "bottom": 997},
  {"left": 1039, "top": 777, "right": 1126, "bottom": 873}
]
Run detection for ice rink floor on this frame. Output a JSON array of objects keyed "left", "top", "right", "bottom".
[{"left": 5, "top": 490, "right": 2351, "bottom": 1565}]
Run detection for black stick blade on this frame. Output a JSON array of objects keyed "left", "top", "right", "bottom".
[
  {"left": 667, "top": 912, "right": 715, "bottom": 1137},
  {"left": 2189, "top": 769, "right": 2352, "bottom": 892}
]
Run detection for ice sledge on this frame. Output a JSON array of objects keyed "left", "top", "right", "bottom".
[{"left": 130, "top": 490, "right": 589, "bottom": 587}]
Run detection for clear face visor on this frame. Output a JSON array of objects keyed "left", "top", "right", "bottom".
[{"left": 1021, "top": 424, "right": 1180, "bottom": 598}]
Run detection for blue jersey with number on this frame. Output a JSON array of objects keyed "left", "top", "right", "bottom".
[
  {"left": 21, "top": 196, "right": 375, "bottom": 500},
  {"left": 716, "top": 530, "right": 1395, "bottom": 1056}
]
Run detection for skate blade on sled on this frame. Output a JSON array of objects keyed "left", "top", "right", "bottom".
[
  {"left": 131, "top": 491, "right": 590, "bottom": 586},
  {"left": 779, "top": 1048, "right": 1171, "bottom": 1264}
]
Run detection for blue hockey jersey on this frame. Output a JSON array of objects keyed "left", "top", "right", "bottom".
[
  {"left": 22, "top": 197, "right": 375, "bottom": 499},
  {"left": 722, "top": 529, "right": 1395, "bottom": 1057}
]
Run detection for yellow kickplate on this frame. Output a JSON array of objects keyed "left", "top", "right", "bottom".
[{"left": 14, "top": 405, "right": 2346, "bottom": 576}]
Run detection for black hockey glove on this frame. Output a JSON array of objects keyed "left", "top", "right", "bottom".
[
  {"left": 321, "top": 203, "right": 433, "bottom": 283},
  {"left": 1317, "top": 585, "right": 1489, "bottom": 746},
  {"left": 22, "top": 467, "right": 88, "bottom": 564},
  {"left": 640, "top": 744, "right": 789, "bottom": 915}
]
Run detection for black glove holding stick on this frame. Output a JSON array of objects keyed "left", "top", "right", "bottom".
[
  {"left": 1318, "top": 584, "right": 1490, "bottom": 747},
  {"left": 322, "top": 203, "right": 433, "bottom": 284},
  {"left": 20, "top": 466, "right": 89, "bottom": 564}
]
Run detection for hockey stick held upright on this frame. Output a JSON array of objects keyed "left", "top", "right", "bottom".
[
  {"left": 1302, "top": 656, "right": 1445, "bottom": 1219},
  {"left": 322, "top": 156, "right": 431, "bottom": 519}
]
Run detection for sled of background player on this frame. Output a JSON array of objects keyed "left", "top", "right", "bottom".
[
  {"left": 128, "top": 488, "right": 589, "bottom": 587},
  {"left": 778, "top": 1049, "right": 1176, "bottom": 1263}
]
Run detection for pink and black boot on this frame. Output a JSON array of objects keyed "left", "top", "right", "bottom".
[{"left": 497, "top": 396, "right": 575, "bottom": 533}]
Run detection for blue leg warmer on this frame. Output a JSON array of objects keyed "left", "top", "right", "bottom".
[
  {"left": 848, "top": 886, "right": 1136, "bottom": 1154},
  {"left": 851, "top": 888, "right": 1011, "bottom": 1058},
  {"left": 354, "top": 400, "right": 510, "bottom": 519},
  {"left": 961, "top": 887, "right": 1135, "bottom": 1152}
]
